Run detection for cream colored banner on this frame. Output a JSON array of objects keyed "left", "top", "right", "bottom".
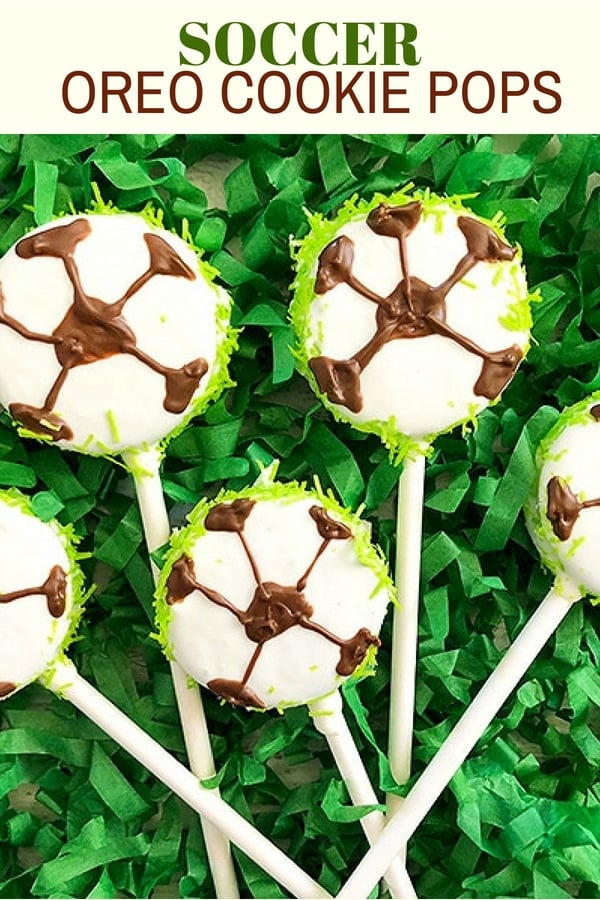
[{"left": 2, "top": 0, "right": 596, "bottom": 132}]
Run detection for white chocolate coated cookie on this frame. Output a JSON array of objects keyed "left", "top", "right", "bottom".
[
  {"left": 0, "top": 493, "right": 80, "bottom": 698},
  {"left": 0, "top": 213, "right": 233, "bottom": 456},
  {"left": 527, "top": 394, "right": 600, "bottom": 600},
  {"left": 157, "top": 484, "right": 393, "bottom": 710},
  {"left": 292, "top": 192, "right": 532, "bottom": 456}
]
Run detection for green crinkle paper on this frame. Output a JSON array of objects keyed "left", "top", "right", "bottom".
[{"left": 0, "top": 133, "right": 599, "bottom": 899}]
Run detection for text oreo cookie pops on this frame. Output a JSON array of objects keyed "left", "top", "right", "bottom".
[
  {"left": 0, "top": 210, "right": 240, "bottom": 897},
  {"left": 291, "top": 189, "right": 533, "bottom": 851}
]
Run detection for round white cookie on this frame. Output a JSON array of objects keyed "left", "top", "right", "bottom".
[
  {"left": 157, "top": 484, "right": 393, "bottom": 710},
  {"left": 291, "top": 192, "right": 532, "bottom": 456},
  {"left": 0, "top": 213, "right": 233, "bottom": 456},
  {"left": 526, "top": 394, "right": 600, "bottom": 599},
  {"left": 0, "top": 492, "right": 80, "bottom": 698}
]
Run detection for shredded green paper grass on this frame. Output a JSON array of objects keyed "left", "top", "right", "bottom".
[{"left": 0, "top": 133, "right": 599, "bottom": 898}]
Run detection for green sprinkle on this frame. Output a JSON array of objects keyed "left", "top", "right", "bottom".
[{"left": 105, "top": 410, "right": 121, "bottom": 445}]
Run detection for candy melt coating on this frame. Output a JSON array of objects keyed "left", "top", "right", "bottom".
[
  {"left": 0, "top": 213, "right": 233, "bottom": 455},
  {"left": 527, "top": 395, "right": 600, "bottom": 599},
  {"left": 156, "top": 485, "right": 393, "bottom": 710},
  {"left": 291, "top": 193, "right": 532, "bottom": 454},
  {"left": 0, "top": 493, "right": 79, "bottom": 697}
]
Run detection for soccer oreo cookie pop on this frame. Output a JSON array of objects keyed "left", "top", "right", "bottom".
[
  {"left": 157, "top": 480, "right": 417, "bottom": 898},
  {"left": 291, "top": 189, "right": 531, "bottom": 455},
  {"left": 157, "top": 482, "right": 390, "bottom": 710},
  {"left": 528, "top": 392, "right": 600, "bottom": 597},
  {"left": 291, "top": 188, "right": 534, "bottom": 852},
  {"left": 0, "top": 209, "right": 232, "bottom": 454},
  {"left": 0, "top": 490, "right": 81, "bottom": 699},
  {"left": 0, "top": 208, "right": 240, "bottom": 898},
  {"left": 338, "top": 396, "right": 600, "bottom": 899}
]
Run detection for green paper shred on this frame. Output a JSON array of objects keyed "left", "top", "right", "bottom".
[
  {"left": 0, "top": 460, "right": 36, "bottom": 488},
  {"left": 140, "top": 796, "right": 183, "bottom": 895},
  {"left": 475, "top": 406, "right": 559, "bottom": 551},
  {"left": 87, "top": 868, "right": 118, "bottom": 899},
  {"left": 32, "top": 159, "right": 58, "bottom": 225},
  {"left": 316, "top": 135, "right": 355, "bottom": 195},
  {"left": 30, "top": 489, "right": 65, "bottom": 521},
  {"left": 19, "top": 135, "right": 108, "bottom": 164},
  {"left": 304, "top": 422, "right": 365, "bottom": 507},
  {"left": 322, "top": 778, "right": 383, "bottom": 823},
  {"left": 31, "top": 817, "right": 149, "bottom": 896},
  {"left": 89, "top": 743, "right": 150, "bottom": 823}
]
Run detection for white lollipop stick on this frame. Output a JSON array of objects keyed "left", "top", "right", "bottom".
[
  {"left": 310, "top": 691, "right": 417, "bottom": 899},
  {"left": 124, "top": 447, "right": 239, "bottom": 900},
  {"left": 0, "top": 213, "right": 244, "bottom": 894},
  {"left": 388, "top": 452, "right": 426, "bottom": 832},
  {"left": 338, "top": 583, "right": 576, "bottom": 899},
  {"left": 48, "top": 659, "right": 329, "bottom": 900},
  {"left": 290, "top": 193, "right": 533, "bottom": 876},
  {"left": 157, "top": 482, "right": 405, "bottom": 895}
]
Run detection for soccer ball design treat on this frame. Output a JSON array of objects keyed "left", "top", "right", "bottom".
[
  {"left": 292, "top": 188, "right": 535, "bottom": 819},
  {"left": 338, "top": 397, "right": 600, "bottom": 900},
  {"left": 157, "top": 483, "right": 393, "bottom": 710},
  {"left": 0, "top": 212, "right": 233, "bottom": 455},
  {"left": 291, "top": 191, "right": 532, "bottom": 454},
  {"left": 0, "top": 491, "right": 81, "bottom": 699},
  {"left": 157, "top": 479, "right": 418, "bottom": 899},
  {"left": 0, "top": 208, "right": 240, "bottom": 896},
  {"left": 527, "top": 392, "right": 600, "bottom": 598}
]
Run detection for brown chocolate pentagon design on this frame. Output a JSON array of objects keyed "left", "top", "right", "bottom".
[
  {"left": 166, "top": 555, "right": 199, "bottom": 605},
  {"left": 0, "top": 217, "right": 208, "bottom": 442},
  {"left": 205, "top": 498, "right": 256, "bottom": 533},
  {"left": 310, "top": 203, "right": 522, "bottom": 413},
  {"left": 168, "top": 501, "right": 379, "bottom": 709}
]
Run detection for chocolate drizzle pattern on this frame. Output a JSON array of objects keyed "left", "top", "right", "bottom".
[
  {"left": 166, "top": 501, "right": 379, "bottom": 709},
  {"left": 0, "top": 564, "right": 67, "bottom": 618},
  {"left": 0, "top": 217, "right": 209, "bottom": 442},
  {"left": 545, "top": 404, "right": 600, "bottom": 541},
  {"left": 547, "top": 475, "right": 600, "bottom": 541},
  {"left": 309, "top": 202, "right": 523, "bottom": 414}
]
